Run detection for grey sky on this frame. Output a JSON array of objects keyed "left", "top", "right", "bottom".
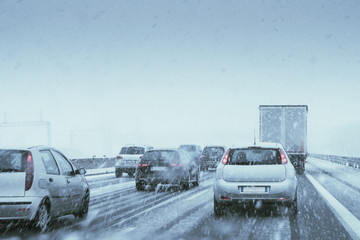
[{"left": 1, "top": 0, "right": 360, "bottom": 158}]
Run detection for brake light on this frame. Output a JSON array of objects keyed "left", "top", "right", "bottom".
[
  {"left": 279, "top": 149, "right": 288, "bottom": 164},
  {"left": 138, "top": 163, "right": 148, "bottom": 168},
  {"left": 170, "top": 163, "right": 183, "bottom": 167},
  {"left": 221, "top": 196, "right": 231, "bottom": 201},
  {"left": 25, "top": 152, "right": 34, "bottom": 191},
  {"left": 222, "top": 148, "right": 231, "bottom": 165},
  {"left": 116, "top": 156, "right": 123, "bottom": 159}
]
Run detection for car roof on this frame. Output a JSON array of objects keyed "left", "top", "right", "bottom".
[
  {"left": 147, "top": 148, "right": 179, "bottom": 152},
  {"left": 204, "top": 145, "right": 226, "bottom": 149},
  {"left": 231, "top": 142, "right": 283, "bottom": 149}
]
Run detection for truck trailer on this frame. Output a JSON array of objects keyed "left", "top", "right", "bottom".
[{"left": 259, "top": 105, "right": 308, "bottom": 174}]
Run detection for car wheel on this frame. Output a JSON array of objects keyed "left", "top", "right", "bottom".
[
  {"left": 75, "top": 191, "right": 90, "bottom": 220},
  {"left": 136, "top": 181, "right": 145, "bottom": 191},
  {"left": 115, "top": 170, "right": 122, "bottom": 178},
  {"left": 181, "top": 175, "right": 191, "bottom": 190},
  {"left": 128, "top": 172, "right": 134, "bottom": 178},
  {"left": 35, "top": 200, "right": 50, "bottom": 232},
  {"left": 289, "top": 198, "right": 298, "bottom": 216},
  {"left": 194, "top": 173, "right": 200, "bottom": 187},
  {"left": 214, "top": 197, "right": 225, "bottom": 217}
]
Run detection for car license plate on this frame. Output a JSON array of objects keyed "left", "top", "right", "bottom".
[
  {"left": 239, "top": 186, "right": 270, "bottom": 193},
  {"left": 151, "top": 167, "right": 166, "bottom": 171}
]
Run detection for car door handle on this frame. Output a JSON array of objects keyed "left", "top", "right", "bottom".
[{"left": 49, "top": 178, "right": 53, "bottom": 183}]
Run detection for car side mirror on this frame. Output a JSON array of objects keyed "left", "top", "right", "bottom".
[{"left": 75, "top": 168, "right": 86, "bottom": 175}]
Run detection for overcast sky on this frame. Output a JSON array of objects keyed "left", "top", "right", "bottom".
[{"left": 1, "top": 0, "right": 360, "bottom": 158}]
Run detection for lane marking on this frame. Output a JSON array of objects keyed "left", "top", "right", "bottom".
[
  {"left": 305, "top": 172, "right": 360, "bottom": 240},
  {"left": 105, "top": 179, "right": 214, "bottom": 230},
  {"left": 185, "top": 189, "right": 211, "bottom": 201},
  {"left": 120, "top": 227, "right": 136, "bottom": 234}
]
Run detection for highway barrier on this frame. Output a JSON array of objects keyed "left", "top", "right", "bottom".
[
  {"left": 310, "top": 153, "right": 360, "bottom": 169},
  {"left": 71, "top": 157, "right": 115, "bottom": 170}
]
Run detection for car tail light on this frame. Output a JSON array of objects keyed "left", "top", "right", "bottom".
[
  {"left": 138, "top": 163, "right": 148, "bottom": 168},
  {"left": 170, "top": 163, "right": 183, "bottom": 167},
  {"left": 25, "top": 152, "right": 34, "bottom": 191},
  {"left": 222, "top": 148, "right": 231, "bottom": 165},
  {"left": 279, "top": 149, "right": 288, "bottom": 164},
  {"left": 221, "top": 196, "right": 231, "bottom": 201},
  {"left": 116, "top": 155, "right": 123, "bottom": 159}
]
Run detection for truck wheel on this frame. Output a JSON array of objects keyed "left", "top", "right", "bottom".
[
  {"left": 115, "top": 170, "right": 122, "bottom": 178},
  {"left": 296, "top": 168, "right": 304, "bottom": 175}
]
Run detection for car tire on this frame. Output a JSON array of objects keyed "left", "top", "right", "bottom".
[
  {"left": 115, "top": 170, "right": 122, "bottom": 178},
  {"left": 34, "top": 200, "right": 50, "bottom": 232},
  {"left": 181, "top": 175, "right": 191, "bottom": 190},
  {"left": 289, "top": 198, "right": 298, "bottom": 216},
  {"left": 128, "top": 172, "right": 134, "bottom": 178},
  {"left": 136, "top": 181, "right": 145, "bottom": 191},
  {"left": 194, "top": 173, "right": 200, "bottom": 187},
  {"left": 214, "top": 197, "right": 225, "bottom": 217},
  {"left": 75, "top": 191, "right": 90, "bottom": 220}
]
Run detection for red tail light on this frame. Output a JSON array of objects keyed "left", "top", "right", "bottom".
[
  {"left": 170, "top": 163, "right": 183, "bottom": 167},
  {"left": 222, "top": 148, "right": 231, "bottom": 165},
  {"left": 116, "top": 156, "right": 123, "bottom": 159},
  {"left": 25, "top": 152, "right": 34, "bottom": 191},
  {"left": 138, "top": 163, "right": 148, "bottom": 168},
  {"left": 279, "top": 149, "right": 288, "bottom": 164},
  {"left": 221, "top": 196, "right": 231, "bottom": 201}
]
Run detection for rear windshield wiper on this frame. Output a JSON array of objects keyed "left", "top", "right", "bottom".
[{"left": 0, "top": 168, "right": 23, "bottom": 172}]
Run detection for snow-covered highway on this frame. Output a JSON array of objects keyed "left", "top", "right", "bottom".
[{"left": 1, "top": 157, "right": 359, "bottom": 240}]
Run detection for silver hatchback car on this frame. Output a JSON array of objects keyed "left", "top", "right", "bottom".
[
  {"left": 0, "top": 146, "right": 89, "bottom": 231},
  {"left": 213, "top": 142, "right": 298, "bottom": 216}
]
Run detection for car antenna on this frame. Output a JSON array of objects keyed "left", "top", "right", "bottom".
[{"left": 253, "top": 129, "right": 256, "bottom": 145}]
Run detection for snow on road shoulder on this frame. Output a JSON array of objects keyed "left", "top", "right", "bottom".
[
  {"left": 306, "top": 157, "right": 360, "bottom": 189},
  {"left": 305, "top": 172, "right": 360, "bottom": 240},
  {"left": 85, "top": 167, "right": 115, "bottom": 176}
]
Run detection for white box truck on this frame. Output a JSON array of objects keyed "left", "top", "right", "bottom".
[{"left": 259, "top": 105, "right": 308, "bottom": 173}]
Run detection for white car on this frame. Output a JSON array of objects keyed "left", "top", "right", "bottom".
[
  {"left": 213, "top": 142, "right": 298, "bottom": 216},
  {"left": 115, "top": 145, "right": 153, "bottom": 177},
  {"left": 0, "top": 146, "right": 89, "bottom": 231}
]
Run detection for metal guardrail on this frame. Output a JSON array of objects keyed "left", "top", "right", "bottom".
[
  {"left": 310, "top": 153, "right": 360, "bottom": 169},
  {"left": 70, "top": 157, "right": 115, "bottom": 169}
]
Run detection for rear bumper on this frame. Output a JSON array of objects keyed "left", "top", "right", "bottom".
[
  {"left": 115, "top": 166, "right": 136, "bottom": 173},
  {"left": 213, "top": 178, "right": 297, "bottom": 205},
  {"left": 136, "top": 176, "right": 184, "bottom": 187},
  {"left": 0, "top": 197, "right": 42, "bottom": 221}
]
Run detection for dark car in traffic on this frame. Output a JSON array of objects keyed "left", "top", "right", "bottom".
[
  {"left": 199, "top": 145, "right": 226, "bottom": 171},
  {"left": 135, "top": 148, "right": 200, "bottom": 191}
]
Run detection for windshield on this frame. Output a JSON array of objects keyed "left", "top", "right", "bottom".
[
  {"left": 203, "top": 147, "right": 225, "bottom": 157},
  {"left": 0, "top": 150, "right": 28, "bottom": 172},
  {"left": 228, "top": 148, "right": 281, "bottom": 165},
  {"left": 141, "top": 150, "right": 180, "bottom": 165},
  {"left": 126, "top": 147, "right": 145, "bottom": 155}
]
